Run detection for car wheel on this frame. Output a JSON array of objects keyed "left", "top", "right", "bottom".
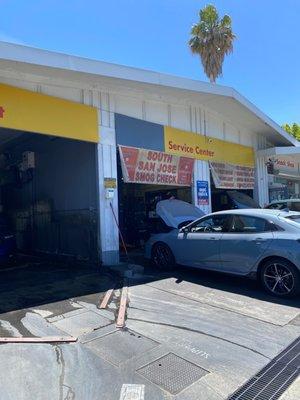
[
  {"left": 260, "top": 258, "right": 300, "bottom": 298},
  {"left": 151, "top": 242, "right": 175, "bottom": 270}
]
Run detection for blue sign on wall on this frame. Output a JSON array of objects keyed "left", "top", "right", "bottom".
[{"left": 197, "top": 180, "right": 209, "bottom": 206}]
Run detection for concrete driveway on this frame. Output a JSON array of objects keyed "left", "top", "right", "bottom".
[{"left": 0, "top": 262, "right": 299, "bottom": 399}]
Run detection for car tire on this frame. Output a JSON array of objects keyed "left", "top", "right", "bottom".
[
  {"left": 260, "top": 258, "right": 300, "bottom": 298},
  {"left": 151, "top": 242, "right": 175, "bottom": 270}
]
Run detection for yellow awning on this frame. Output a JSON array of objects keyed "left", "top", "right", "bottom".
[
  {"left": 0, "top": 83, "right": 99, "bottom": 142},
  {"left": 164, "top": 126, "right": 254, "bottom": 167}
]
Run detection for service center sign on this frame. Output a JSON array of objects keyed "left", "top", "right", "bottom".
[
  {"left": 119, "top": 145, "right": 194, "bottom": 186},
  {"left": 164, "top": 126, "right": 255, "bottom": 167}
]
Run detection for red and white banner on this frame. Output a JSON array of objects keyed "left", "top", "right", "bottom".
[
  {"left": 210, "top": 162, "right": 255, "bottom": 189},
  {"left": 119, "top": 145, "right": 194, "bottom": 186}
]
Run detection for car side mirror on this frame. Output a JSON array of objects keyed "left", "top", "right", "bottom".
[{"left": 179, "top": 226, "right": 190, "bottom": 234}]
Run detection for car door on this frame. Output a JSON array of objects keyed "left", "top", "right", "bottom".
[
  {"left": 219, "top": 214, "right": 274, "bottom": 274},
  {"left": 176, "top": 214, "right": 231, "bottom": 269}
]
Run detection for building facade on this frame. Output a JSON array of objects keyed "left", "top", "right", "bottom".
[{"left": 0, "top": 41, "right": 298, "bottom": 265}]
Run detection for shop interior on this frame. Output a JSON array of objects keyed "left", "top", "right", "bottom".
[
  {"left": 117, "top": 154, "right": 192, "bottom": 250},
  {"left": 269, "top": 176, "right": 300, "bottom": 202},
  {"left": 210, "top": 183, "right": 256, "bottom": 212},
  {"left": 0, "top": 128, "right": 98, "bottom": 265},
  {"left": 118, "top": 180, "right": 191, "bottom": 249}
]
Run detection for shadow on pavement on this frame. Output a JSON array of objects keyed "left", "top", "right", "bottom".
[
  {"left": 0, "top": 260, "right": 122, "bottom": 315},
  {"left": 125, "top": 251, "right": 300, "bottom": 309},
  {"left": 0, "top": 251, "right": 299, "bottom": 317}
]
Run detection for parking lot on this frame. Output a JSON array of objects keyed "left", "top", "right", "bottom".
[{"left": 0, "top": 261, "right": 299, "bottom": 399}]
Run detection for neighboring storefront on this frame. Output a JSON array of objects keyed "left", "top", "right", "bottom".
[{"left": 268, "top": 156, "right": 300, "bottom": 202}]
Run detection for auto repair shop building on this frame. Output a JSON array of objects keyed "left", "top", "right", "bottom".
[{"left": 0, "top": 41, "right": 298, "bottom": 265}]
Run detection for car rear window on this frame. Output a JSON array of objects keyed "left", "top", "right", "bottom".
[
  {"left": 281, "top": 215, "right": 300, "bottom": 230},
  {"left": 285, "top": 215, "right": 300, "bottom": 223}
]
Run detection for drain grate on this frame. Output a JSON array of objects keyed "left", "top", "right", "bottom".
[
  {"left": 228, "top": 337, "right": 300, "bottom": 400},
  {"left": 137, "top": 352, "right": 208, "bottom": 395}
]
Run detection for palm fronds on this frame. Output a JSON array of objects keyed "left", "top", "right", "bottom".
[{"left": 189, "top": 5, "right": 235, "bottom": 83}]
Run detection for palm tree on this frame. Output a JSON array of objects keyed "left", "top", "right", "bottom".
[{"left": 188, "top": 5, "right": 235, "bottom": 83}]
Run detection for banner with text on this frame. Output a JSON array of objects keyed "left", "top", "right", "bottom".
[
  {"left": 119, "top": 145, "right": 194, "bottom": 186},
  {"left": 210, "top": 162, "right": 255, "bottom": 189}
]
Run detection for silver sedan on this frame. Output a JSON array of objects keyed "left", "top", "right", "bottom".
[{"left": 145, "top": 209, "right": 300, "bottom": 297}]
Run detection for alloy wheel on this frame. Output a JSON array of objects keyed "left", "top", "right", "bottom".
[
  {"left": 263, "top": 262, "right": 295, "bottom": 295},
  {"left": 153, "top": 244, "right": 172, "bottom": 268}
]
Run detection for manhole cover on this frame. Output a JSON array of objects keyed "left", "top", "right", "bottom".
[
  {"left": 137, "top": 352, "right": 208, "bottom": 395},
  {"left": 85, "top": 330, "right": 158, "bottom": 366}
]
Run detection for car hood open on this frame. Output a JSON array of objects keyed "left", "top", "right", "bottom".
[{"left": 156, "top": 199, "right": 205, "bottom": 229}]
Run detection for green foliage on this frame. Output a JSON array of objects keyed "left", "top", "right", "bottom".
[
  {"left": 282, "top": 123, "right": 300, "bottom": 140},
  {"left": 188, "top": 4, "right": 235, "bottom": 83}
]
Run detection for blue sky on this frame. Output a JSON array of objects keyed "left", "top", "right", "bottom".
[{"left": 0, "top": 0, "right": 299, "bottom": 125}]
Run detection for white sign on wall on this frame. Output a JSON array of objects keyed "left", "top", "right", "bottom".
[{"left": 274, "top": 157, "right": 299, "bottom": 175}]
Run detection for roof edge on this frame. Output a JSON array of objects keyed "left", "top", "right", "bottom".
[{"left": 0, "top": 40, "right": 296, "bottom": 147}]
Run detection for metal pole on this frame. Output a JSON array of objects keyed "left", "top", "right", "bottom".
[{"left": 109, "top": 201, "right": 130, "bottom": 261}]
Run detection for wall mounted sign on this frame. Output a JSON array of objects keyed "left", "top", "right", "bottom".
[
  {"left": 119, "top": 145, "right": 194, "bottom": 186},
  {"left": 0, "top": 83, "right": 99, "bottom": 142},
  {"left": 104, "top": 178, "right": 117, "bottom": 188},
  {"left": 210, "top": 162, "right": 255, "bottom": 189},
  {"left": 197, "top": 180, "right": 209, "bottom": 205},
  {"left": 274, "top": 157, "right": 299, "bottom": 176},
  {"left": 164, "top": 126, "right": 254, "bottom": 167}
]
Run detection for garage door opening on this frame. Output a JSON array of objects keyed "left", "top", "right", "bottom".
[
  {"left": 0, "top": 127, "right": 99, "bottom": 264},
  {"left": 211, "top": 185, "right": 257, "bottom": 212},
  {"left": 117, "top": 151, "right": 192, "bottom": 253}
]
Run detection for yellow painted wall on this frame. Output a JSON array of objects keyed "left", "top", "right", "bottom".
[
  {"left": 164, "top": 126, "right": 254, "bottom": 167},
  {"left": 0, "top": 83, "right": 99, "bottom": 142}
]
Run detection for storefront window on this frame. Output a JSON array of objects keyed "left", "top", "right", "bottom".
[{"left": 269, "top": 176, "right": 300, "bottom": 202}]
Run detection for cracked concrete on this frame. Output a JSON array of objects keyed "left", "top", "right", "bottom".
[
  {"left": 55, "top": 345, "right": 76, "bottom": 400},
  {"left": 0, "top": 263, "right": 298, "bottom": 399},
  {"left": 127, "top": 284, "right": 299, "bottom": 359}
]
